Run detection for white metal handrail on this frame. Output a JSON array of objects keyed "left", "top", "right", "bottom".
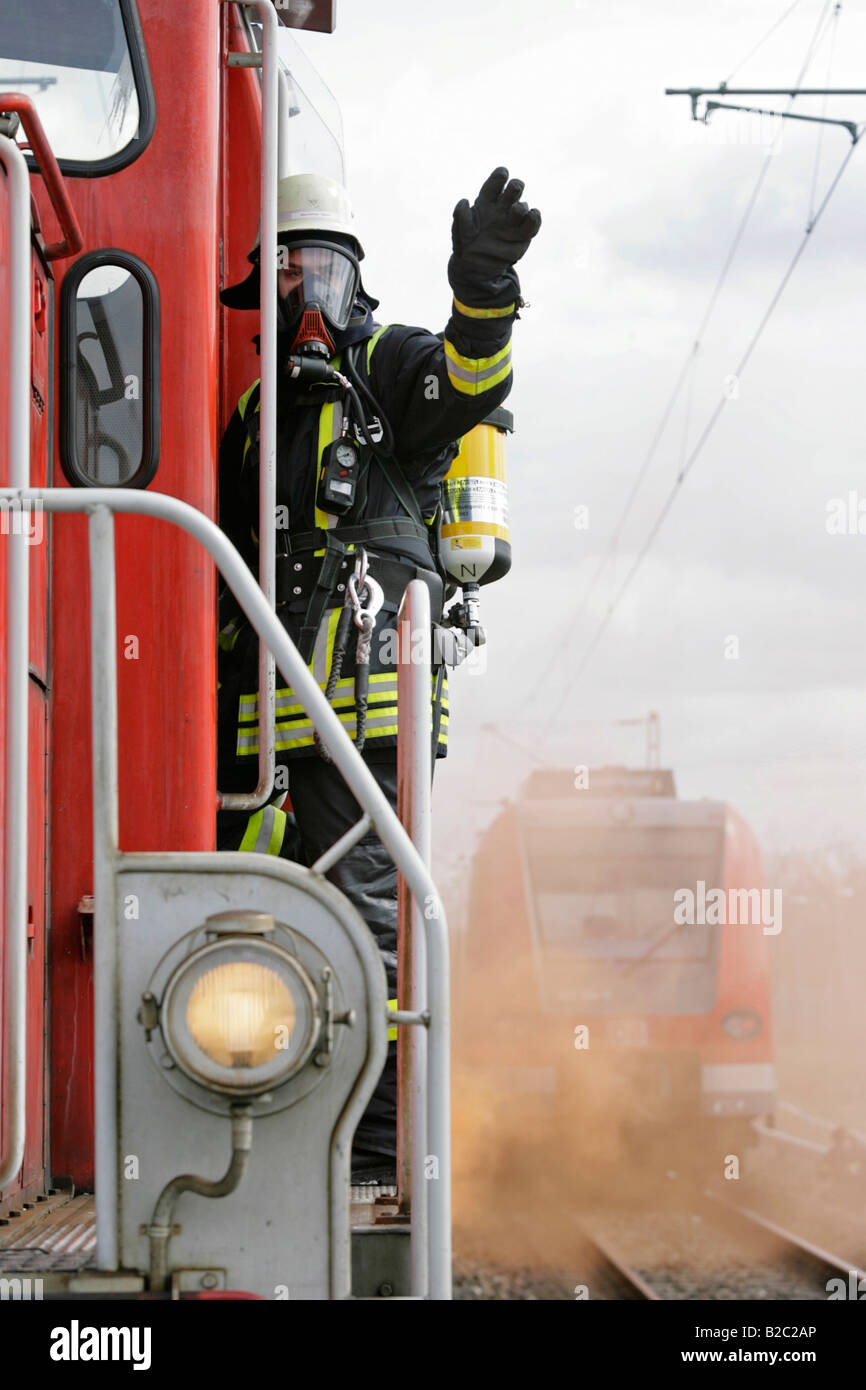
[
  {"left": 0, "top": 485, "right": 452, "bottom": 1299},
  {"left": 0, "top": 134, "right": 32, "bottom": 1194},
  {"left": 397, "top": 582, "right": 432, "bottom": 1297}
]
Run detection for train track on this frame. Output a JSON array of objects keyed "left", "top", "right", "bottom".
[
  {"left": 578, "top": 1192, "right": 866, "bottom": 1300},
  {"left": 578, "top": 1227, "right": 659, "bottom": 1300}
]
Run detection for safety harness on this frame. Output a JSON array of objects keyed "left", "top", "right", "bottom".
[
  {"left": 238, "top": 344, "right": 443, "bottom": 663},
  {"left": 232, "top": 333, "right": 447, "bottom": 759}
]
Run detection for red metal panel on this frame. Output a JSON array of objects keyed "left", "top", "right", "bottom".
[
  {"left": 699, "top": 806, "right": 774, "bottom": 1066},
  {"left": 41, "top": 0, "right": 221, "bottom": 1185},
  {"left": 221, "top": 3, "right": 265, "bottom": 432},
  {"left": 28, "top": 257, "right": 50, "bottom": 681}
]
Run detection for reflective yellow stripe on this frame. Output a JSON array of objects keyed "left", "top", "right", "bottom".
[
  {"left": 237, "top": 380, "right": 261, "bottom": 420},
  {"left": 238, "top": 805, "right": 287, "bottom": 856},
  {"left": 236, "top": 643, "right": 449, "bottom": 756},
  {"left": 237, "top": 708, "right": 401, "bottom": 755},
  {"left": 443, "top": 336, "right": 512, "bottom": 396},
  {"left": 388, "top": 997, "right": 398, "bottom": 1042},
  {"left": 239, "top": 810, "right": 263, "bottom": 851},
  {"left": 440, "top": 520, "right": 507, "bottom": 539},
  {"left": 452, "top": 295, "right": 515, "bottom": 320},
  {"left": 239, "top": 673, "right": 400, "bottom": 722},
  {"left": 366, "top": 324, "right": 389, "bottom": 372},
  {"left": 238, "top": 381, "right": 261, "bottom": 472},
  {"left": 219, "top": 618, "right": 242, "bottom": 652},
  {"left": 314, "top": 398, "right": 344, "bottom": 537}
]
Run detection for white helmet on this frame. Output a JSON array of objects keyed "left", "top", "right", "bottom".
[
  {"left": 221, "top": 173, "right": 365, "bottom": 309},
  {"left": 272, "top": 172, "right": 363, "bottom": 254}
]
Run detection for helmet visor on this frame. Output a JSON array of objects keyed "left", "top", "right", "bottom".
[{"left": 278, "top": 242, "right": 359, "bottom": 332}]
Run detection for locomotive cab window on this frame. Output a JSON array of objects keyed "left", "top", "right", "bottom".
[
  {"left": 61, "top": 252, "right": 159, "bottom": 489},
  {"left": 0, "top": 0, "right": 154, "bottom": 173}
]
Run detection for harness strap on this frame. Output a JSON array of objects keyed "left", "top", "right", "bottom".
[
  {"left": 289, "top": 518, "right": 430, "bottom": 553},
  {"left": 345, "top": 340, "right": 427, "bottom": 529},
  {"left": 296, "top": 530, "right": 350, "bottom": 662}
]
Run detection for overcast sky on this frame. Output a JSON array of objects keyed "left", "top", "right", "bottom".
[{"left": 297, "top": 0, "right": 866, "bottom": 876}]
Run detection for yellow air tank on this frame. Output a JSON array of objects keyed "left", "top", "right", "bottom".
[{"left": 438, "top": 406, "right": 512, "bottom": 589}]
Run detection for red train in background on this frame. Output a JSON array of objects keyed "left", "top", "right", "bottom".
[{"left": 456, "top": 766, "right": 777, "bottom": 1168}]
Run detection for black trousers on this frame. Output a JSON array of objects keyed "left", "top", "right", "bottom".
[
  {"left": 217, "top": 752, "right": 401, "bottom": 1174},
  {"left": 289, "top": 754, "right": 400, "bottom": 1173}
]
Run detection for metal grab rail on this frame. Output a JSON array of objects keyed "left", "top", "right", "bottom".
[
  {"left": 396, "top": 584, "right": 432, "bottom": 1296},
  {"left": 0, "top": 485, "right": 452, "bottom": 1299},
  {"left": 218, "top": 0, "right": 278, "bottom": 813},
  {"left": 0, "top": 95, "right": 82, "bottom": 261},
  {"left": 0, "top": 136, "right": 32, "bottom": 1194}
]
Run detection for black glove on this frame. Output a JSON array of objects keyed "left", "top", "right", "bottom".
[{"left": 448, "top": 167, "right": 541, "bottom": 306}]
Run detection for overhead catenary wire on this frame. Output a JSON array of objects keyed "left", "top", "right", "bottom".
[
  {"left": 527, "top": 0, "right": 845, "bottom": 746},
  {"left": 723, "top": 0, "right": 808, "bottom": 88},
  {"left": 545, "top": 133, "right": 860, "bottom": 720},
  {"left": 527, "top": 0, "right": 837, "bottom": 729},
  {"left": 807, "top": 3, "right": 842, "bottom": 227}
]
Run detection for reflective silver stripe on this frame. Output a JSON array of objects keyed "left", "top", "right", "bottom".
[
  {"left": 444, "top": 343, "right": 512, "bottom": 385},
  {"left": 252, "top": 805, "right": 278, "bottom": 853},
  {"left": 241, "top": 676, "right": 400, "bottom": 726},
  {"left": 239, "top": 708, "right": 400, "bottom": 754},
  {"left": 280, "top": 711, "right": 398, "bottom": 738}
]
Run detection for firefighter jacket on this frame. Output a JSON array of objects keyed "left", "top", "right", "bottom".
[{"left": 217, "top": 290, "right": 516, "bottom": 778}]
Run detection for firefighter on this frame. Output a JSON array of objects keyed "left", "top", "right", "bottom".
[{"left": 217, "top": 168, "right": 541, "bottom": 1182}]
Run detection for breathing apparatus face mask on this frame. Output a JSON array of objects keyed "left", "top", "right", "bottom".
[{"left": 277, "top": 239, "right": 361, "bottom": 357}]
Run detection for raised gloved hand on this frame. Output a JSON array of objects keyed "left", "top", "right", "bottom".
[
  {"left": 448, "top": 167, "right": 540, "bottom": 310},
  {"left": 451, "top": 167, "right": 542, "bottom": 273}
]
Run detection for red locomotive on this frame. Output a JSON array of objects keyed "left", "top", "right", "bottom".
[
  {"left": 456, "top": 766, "right": 776, "bottom": 1175},
  {"left": 0, "top": 0, "right": 454, "bottom": 1299}
]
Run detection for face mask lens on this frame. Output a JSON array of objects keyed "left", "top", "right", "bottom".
[{"left": 279, "top": 245, "right": 358, "bottom": 331}]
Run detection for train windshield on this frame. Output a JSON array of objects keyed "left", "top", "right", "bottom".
[
  {"left": 0, "top": 0, "right": 141, "bottom": 163},
  {"left": 521, "top": 819, "right": 725, "bottom": 1015},
  {"left": 243, "top": 11, "right": 345, "bottom": 184}
]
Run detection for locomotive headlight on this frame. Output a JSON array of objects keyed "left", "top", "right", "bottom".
[
  {"left": 721, "top": 1008, "right": 763, "bottom": 1040},
  {"left": 187, "top": 961, "right": 295, "bottom": 1068},
  {"left": 161, "top": 938, "right": 321, "bottom": 1094}
]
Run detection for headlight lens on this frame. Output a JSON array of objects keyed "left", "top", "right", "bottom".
[
  {"left": 162, "top": 938, "right": 320, "bottom": 1094},
  {"left": 187, "top": 961, "right": 297, "bottom": 1068}
]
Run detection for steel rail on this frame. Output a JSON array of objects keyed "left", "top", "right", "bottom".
[
  {"left": 701, "top": 1191, "right": 866, "bottom": 1290},
  {"left": 0, "top": 484, "right": 452, "bottom": 1300},
  {"left": 218, "top": 0, "right": 278, "bottom": 813},
  {"left": 0, "top": 135, "right": 33, "bottom": 1194},
  {"left": 576, "top": 1223, "right": 660, "bottom": 1301}
]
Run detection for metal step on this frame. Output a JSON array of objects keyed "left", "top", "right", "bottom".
[
  {"left": 0, "top": 1188, "right": 410, "bottom": 1295},
  {"left": 0, "top": 1192, "right": 96, "bottom": 1272}
]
